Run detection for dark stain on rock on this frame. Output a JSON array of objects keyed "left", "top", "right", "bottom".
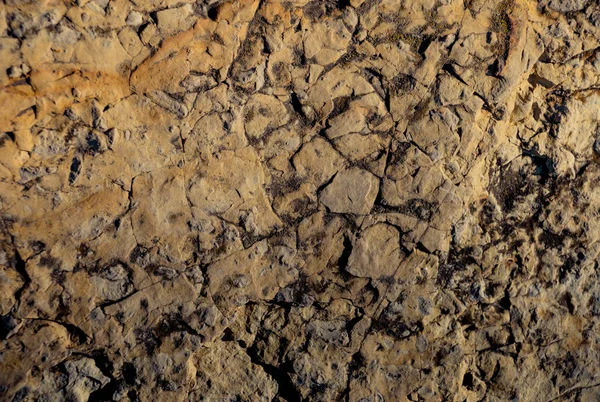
[{"left": 69, "top": 155, "right": 81, "bottom": 184}]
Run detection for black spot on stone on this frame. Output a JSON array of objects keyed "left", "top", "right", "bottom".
[
  {"left": 486, "top": 59, "right": 502, "bottom": 77},
  {"left": 122, "top": 362, "right": 137, "bottom": 385},
  {"left": 523, "top": 150, "right": 555, "bottom": 184},
  {"left": 372, "top": 311, "right": 412, "bottom": 339},
  {"left": 545, "top": 101, "right": 569, "bottom": 126},
  {"left": 221, "top": 327, "right": 235, "bottom": 342},
  {"left": 417, "top": 35, "right": 432, "bottom": 54},
  {"left": 40, "top": 255, "right": 61, "bottom": 270},
  {"left": 69, "top": 156, "right": 81, "bottom": 184},
  {"left": 387, "top": 142, "right": 412, "bottom": 166},
  {"left": 437, "top": 247, "right": 475, "bottom": 287},
  {"left": 390, "top": 74, "right": 417, "bottom": 95},
  {"left": 290, "top": 92, "right": 305, "bottom": 117},
  {"left": 538, "top": 229, "right": 566, "bottom": 250},
  {"left": 303, "top": 1, "right": 326, "bottom": 21},
  {"left": 328, "top": 96, "right": 352, "bottom": 120},
  {"left": 85, "top": 132, "right": 101, "bottom": 155},
  {"left": 30, "top": 240, "right": 45, "bottom": 254},
  {"left": 11, "top": 386, "right": 29, "bottom": 402},
  {"left": 404, "top": 198, "right": 436, "bottom": 221},
  {"left": 462, "top": 372, "right": 474, "bottom": 388},
  {"left": 491, "top": 168, "right": 532, "bottom": 212},
  {"left": 0, "top": 314, "right": 17, "bottom": 340},
  {"left": 207, "top": 5, "right": 219, "bottom": 21},
  {"left": 0, "top": 132, "right": 15, "bottom": 147},
  {"left": 51, "top": 268, "right": 66, "bottom": 285},
  {"left": 129, "top": 245, "right": 149, "bottom": 267}
]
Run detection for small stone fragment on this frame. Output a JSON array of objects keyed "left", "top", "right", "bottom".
[{"left": 126, "top": 10, "right": 143, "bottom": 25}]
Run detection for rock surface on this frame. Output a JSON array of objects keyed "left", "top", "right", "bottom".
[{"left": 2, "top": 0, "right": 600, "bottom": 400}]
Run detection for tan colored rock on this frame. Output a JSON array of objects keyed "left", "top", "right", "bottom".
[
  {"left": 191, "top": 340, "right": 278, "bottom": 400},
  {"left": 156, "top": 5, "right": 196, "bottom": 35},
  {"left": 320, "top": 167, "right": 379, "bottom": 214},
  {"left": 293, "top": 137, "right": 346, "bottom": 187},
  {"left": 347, "top": 223, "right": 403, "bottom": 279},
  {"left": 207, "top": 240, "right": 298, "bottom": 315},
  {"left": 187, "top": 147, "right": 282, "bottom": 236},
  {"left": 243, "top": 93, "right": 289, "bottom": 139},
  {"left": 131, "top": 166, "right": 196, "bottom": 263},
  {"left": 3, "top": 0, "right": 600, "bottom": 399}
]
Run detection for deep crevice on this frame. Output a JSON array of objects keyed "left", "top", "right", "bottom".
[{"left": 246, "top": 345, "right": 301, "bottom": 402}]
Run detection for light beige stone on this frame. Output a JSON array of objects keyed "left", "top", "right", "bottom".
[{"left": 320, "top": 167, "right": 379, "bottom": 214}]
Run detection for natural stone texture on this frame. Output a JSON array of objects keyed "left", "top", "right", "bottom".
[
  {"left": 320, "top": 168, "right": 379, "bottom": 215},
  {"left": 3, "top": 0, "right": 600, "bottom": 400},
  {"left": 346, "top": 223, "right": 403, "bottom": 279}
]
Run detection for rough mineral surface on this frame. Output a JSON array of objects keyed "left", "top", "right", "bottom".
[{"left": 2, "top": 0, "right": 600, "bottom": 400}]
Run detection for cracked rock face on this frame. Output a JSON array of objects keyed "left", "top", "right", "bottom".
[{"left": 3, "top": 0, "right": 600, "bottom": 400}]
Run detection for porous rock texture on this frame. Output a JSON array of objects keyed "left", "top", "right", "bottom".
[{"left": 2, "top": 0, "right": 600, "bottom": 400}]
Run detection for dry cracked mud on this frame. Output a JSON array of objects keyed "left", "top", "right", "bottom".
[{"left": 2, "top": 0, "right": 600, "bottom": 401}]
